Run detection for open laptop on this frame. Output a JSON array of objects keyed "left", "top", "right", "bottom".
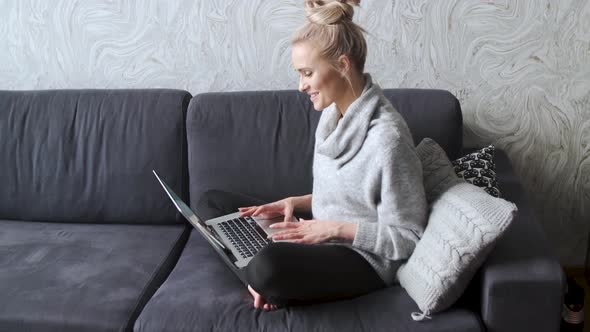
[{"left": 153, "top": 170, "right": 293, "bottom": 284}]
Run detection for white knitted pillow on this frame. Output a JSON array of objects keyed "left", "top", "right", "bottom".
[
  {"left": 397, "top": 139, "right": 517, "bottom": 320},
  {"left": 414, "top": 138, "right": 464, "bottom": 204}
]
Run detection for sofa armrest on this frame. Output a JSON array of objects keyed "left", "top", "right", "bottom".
[{"left": 475, "top": 149, "right": 564, "bottom": 332}]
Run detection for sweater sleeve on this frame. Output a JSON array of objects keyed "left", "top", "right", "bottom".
[{"left": 352, "top": 138, "right": 428, "bottom": 260}]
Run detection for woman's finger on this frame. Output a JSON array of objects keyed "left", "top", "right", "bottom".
[
  {"left": 290, "top": 235, "right": 315, "bottom": 245},
  {"left": 269, "top": 221, "right": 299, "bottom": 229},
  {"left": 271, "top": 230, "right": 298, "bottom": 238},
  {"left": 239, "top": 207, "right": 257, "bottom": 216},
  {"left": 251, "top": 205, "right": 267, "bottom": 216},
  {"left": 282, "top": 206, "right": 294, "bottom": 223},
  {"left": 253, "top": 204, "right": 278, "bottom": 216},
  {"left": 271, "top": 231, "right": 304, "bottom": 241},
  {"left": 240, "top": 206, "right": 261, "bottom": 213},
  {"left": 300, "top": 218, "right": 316, "bottom": 223}
]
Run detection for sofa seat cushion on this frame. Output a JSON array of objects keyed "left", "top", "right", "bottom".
[
  {"left": 0, "top": 220, "right": 188, "bottom": 332},
  {"left": 135, "top": 230, "right": 483, "bottom": 332}
]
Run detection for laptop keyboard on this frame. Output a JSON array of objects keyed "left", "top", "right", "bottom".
[{"left": 218, "top": 217, "right": 271, "bottom": 259}]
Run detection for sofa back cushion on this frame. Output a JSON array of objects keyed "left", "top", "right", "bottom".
[
  {"left": 0, "top": 89, "right": 191, "bottom": 224},
  {"left": 187, "top": 88, "right": 462, "bottom": 207}
]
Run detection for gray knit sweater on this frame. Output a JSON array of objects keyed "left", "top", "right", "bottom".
[{"left": 312, "top": 74, "right": 427, "bottom": 285}]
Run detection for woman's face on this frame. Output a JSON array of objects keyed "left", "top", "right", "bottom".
[{"left": 291, "top": 42, "right": 347, "bottom": 111}]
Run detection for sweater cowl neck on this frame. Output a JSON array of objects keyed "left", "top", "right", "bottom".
[{"left": 316, "top": 73, "right": 382, "bottom": 165}]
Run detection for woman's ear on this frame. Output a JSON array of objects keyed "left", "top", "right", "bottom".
[{"left": 337, "top": 54, "right": 352, "bottom": 76}]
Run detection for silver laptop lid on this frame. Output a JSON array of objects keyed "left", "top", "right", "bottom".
[{"left": 152, "top": 170, "right": 226, "bottom": 250}]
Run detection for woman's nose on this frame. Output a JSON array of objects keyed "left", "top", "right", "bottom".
[{"left": 299, "top": 79, "right": 308, "bottom": 93}]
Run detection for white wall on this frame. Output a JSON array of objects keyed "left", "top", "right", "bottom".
[{"left": 2, "top": 0, "right": 589, "bottom": 265}]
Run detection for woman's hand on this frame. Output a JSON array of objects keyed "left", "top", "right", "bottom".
[
  {"left": 268, "top": 219, "right": 357, "bottom": 244},
  {"left": 239, "top": 197, "right": 296, "bottom": 223}
]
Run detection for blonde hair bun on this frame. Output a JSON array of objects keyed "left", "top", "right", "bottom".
[
  {"left": 293, "top": 0, "right": 367, "bottom": 72},
  {"left": 305, "top": 0, "right": 360, "bottom": 26}
]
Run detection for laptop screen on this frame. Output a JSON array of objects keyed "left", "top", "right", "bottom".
[{"left": 152, "top": 170, "right": 226, "bottom": 250}]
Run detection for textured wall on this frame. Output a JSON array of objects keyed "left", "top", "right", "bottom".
[{"left": 1, "top": 0, "right": 589, "bottom": 265}]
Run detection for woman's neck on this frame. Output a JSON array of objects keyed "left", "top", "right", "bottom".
[{"left": 335, "top": 72, "right": 366, "bottom": 117}]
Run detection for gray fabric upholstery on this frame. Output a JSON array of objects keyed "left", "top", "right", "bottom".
[
  {"left": 135, "top": 230, "right": 483, "bottom": 332},
  {"left": 137, "top": 88, "right": 481, "bottom": 331},
  {"left": 0, "top": 89, "right": 191, "bottom": 224},
  {"left": 474, "top": 149, "right": 563, "bottom": 332},
  {"left": 1, "top": 86, "right": 562, "bottom": 332},
  {"left": 0, "top": 219, "right": 189, "bottom": 332},
  {"left": 186, "top": 90, "right": 322, "bottom": 206},
  {"left": 187, "top": 89, "right": 462, "bottom": 208}
]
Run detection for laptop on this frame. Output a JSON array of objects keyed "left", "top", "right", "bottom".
[{"left": 153, "top": 170, "right": 294, "bottom": 284}]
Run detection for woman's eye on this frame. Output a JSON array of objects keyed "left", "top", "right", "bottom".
[{"left": 304, "top": 71, "right": 312, "bottom": 77}]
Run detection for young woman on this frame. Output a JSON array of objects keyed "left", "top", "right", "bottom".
[{"left": 211, "top": 0, "right": 427, "bottom": 311}]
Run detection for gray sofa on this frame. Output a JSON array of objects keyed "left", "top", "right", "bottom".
[{"left": 0, "top": 88, "right": 563, "bottom": 332}]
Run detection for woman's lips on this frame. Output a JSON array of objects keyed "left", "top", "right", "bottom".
[{"left": 310, "top": 92, "right": 318, "bottom": 102}]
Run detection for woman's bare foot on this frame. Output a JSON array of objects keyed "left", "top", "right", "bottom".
[{"left": 247, "top": 285, "right": 277, "bottom": 311}]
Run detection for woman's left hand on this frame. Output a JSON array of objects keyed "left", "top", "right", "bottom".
[{"left": 268, "top": 219, "right": 340, "bottom": 244}]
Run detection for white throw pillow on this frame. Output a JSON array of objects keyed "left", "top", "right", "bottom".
[
  {"left": 414, "top": 138, "right": 464, "bottom": 204},
  {"left": 397, "top": 139, "right": 517, "bottom": 320}
]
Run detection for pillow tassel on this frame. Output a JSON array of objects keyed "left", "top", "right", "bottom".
[{"left": 411, "top": 311, "right": 432, "bottom": 321}]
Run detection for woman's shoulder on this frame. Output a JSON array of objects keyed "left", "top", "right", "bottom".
[{"left": 367, "top": 98, "right": 412, "bottom": 144}]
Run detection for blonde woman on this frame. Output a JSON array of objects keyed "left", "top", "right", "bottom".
[{"left": 237, "top": 0, "right": 427, "bottom": 311}]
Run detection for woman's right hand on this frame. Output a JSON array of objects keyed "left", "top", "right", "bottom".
[{"left": 238, "top": 197, "right": 295, "bottom": 223}]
